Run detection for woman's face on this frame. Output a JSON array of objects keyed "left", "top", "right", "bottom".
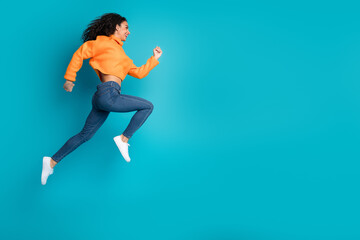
[{"left": 115, "top": 21, "right": 130, "bottom": 41}]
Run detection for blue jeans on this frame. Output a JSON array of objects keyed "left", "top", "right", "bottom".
[{"left": 52, "top": 81, "right": 154, "bottom": 163}]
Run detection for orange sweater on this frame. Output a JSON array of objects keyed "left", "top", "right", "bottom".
[{"left": 64, "top": 34, "right": 159, "bottom": 82}]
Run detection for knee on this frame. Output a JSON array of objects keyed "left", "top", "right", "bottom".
[{"left": 147, "top": 101, "right": 154, "bottom": 113}]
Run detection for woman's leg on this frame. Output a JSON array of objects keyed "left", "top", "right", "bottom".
[
  {"left": 108, "top": 93, "right": 154, "bottom": 139},
  {"left": 109, "top": 93, "right": 154, "bottom": 162},
  {"left": 51, "top": 107, "right": 110, "bottom": 163}
]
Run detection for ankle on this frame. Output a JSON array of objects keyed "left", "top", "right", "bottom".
[
  {"left": 120, "top": 134, "right": 129, "bottom": 143},
  {"left": 50, "top": 158, "right": 57, "bottom": 168}
]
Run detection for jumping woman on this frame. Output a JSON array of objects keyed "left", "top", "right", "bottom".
[{"left": 41, "top": 13, "right": 162, "bottom": 185}]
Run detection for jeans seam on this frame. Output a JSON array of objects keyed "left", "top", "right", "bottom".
[{"left": 112, "top": 95, "right": 152, "bottom": 109}]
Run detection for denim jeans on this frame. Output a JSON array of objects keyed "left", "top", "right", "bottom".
[{"left": 52, "top": 81, "right": 154, "bottom": 163}]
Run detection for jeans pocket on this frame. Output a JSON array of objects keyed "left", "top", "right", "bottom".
[
  {"left": 109, "top": 88, "right": 120, "bottom": 105},
  {"left": 95, "top": 88, "right": 112, "bottom": 97}
]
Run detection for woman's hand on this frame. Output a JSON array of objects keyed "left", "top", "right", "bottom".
[
  {"left": 153, "top": 46, "right": 162, "bottom": 60},
  {"left": 63, "top": 80, "right": 75, "bottom": 92}
]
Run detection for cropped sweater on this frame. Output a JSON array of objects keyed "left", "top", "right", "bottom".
[{"left": 64, "top": 34, "right": 159, "bottom": 82}]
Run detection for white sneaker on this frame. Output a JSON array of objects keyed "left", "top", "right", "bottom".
[
  {"left": 113, "top": 136, "right": 131, "bottom": 162},
  {"left": 41, "top": 156, "right": 54, "bottom": 185}
]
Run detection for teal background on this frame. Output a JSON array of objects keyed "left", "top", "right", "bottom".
[{"left": 1, "top": 0, "right": 360, "bottom": 239}]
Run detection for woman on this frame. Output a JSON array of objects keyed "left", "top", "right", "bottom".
[{"left": 41, "top": 13, "right": 163, "bottom": 185}]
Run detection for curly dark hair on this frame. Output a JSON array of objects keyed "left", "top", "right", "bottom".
[{"left": 81, "top": 13, "right": 127, "bottom": 43}]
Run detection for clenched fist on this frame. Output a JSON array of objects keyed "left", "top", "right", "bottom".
[
  {"left": 153, "top": 46, "right": 162, "bottom": 60},
  {"left": 63, "top": 80, "right": 75, "bottom": 92}
]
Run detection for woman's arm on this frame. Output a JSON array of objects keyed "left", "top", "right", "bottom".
[
  {"left": 128, "top": 56, "right": 159, "bottom": 79},
  {"left": 128, "top": 46, "right": 163, "bottom": 79},
  {"left": 64, "top": 40, "right": 95, "bottom": 82}
]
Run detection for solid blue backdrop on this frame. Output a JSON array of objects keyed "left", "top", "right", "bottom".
[{"left": 1, "top": 0, "right": 360, "bottom": 239}]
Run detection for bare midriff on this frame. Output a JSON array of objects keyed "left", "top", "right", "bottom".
[{"left": 99, "top": 71, "right": 123, "bottom": 86}]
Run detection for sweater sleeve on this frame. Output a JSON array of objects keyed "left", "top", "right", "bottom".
[
  {"left": 127, "top": 55, "right": 159, "bottom": 79},
  {"left": 64, "top": 40, "right": 95, "bottom": 82}
]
